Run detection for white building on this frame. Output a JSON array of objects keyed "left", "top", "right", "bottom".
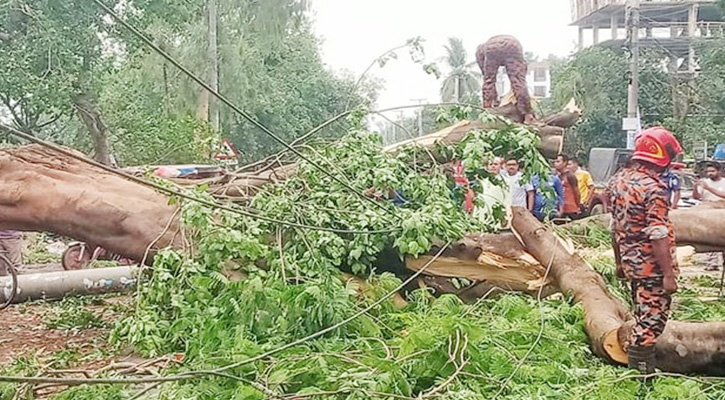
[{"left": 495, "top": 61, "right": 552, "bottom": 101}]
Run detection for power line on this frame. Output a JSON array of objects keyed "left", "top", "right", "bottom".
[
  {"left": 90, "top": 0, "right": 399, "bottom": 221},
  {"left": 0, "top": 123, "right": 399, "bottom": 235}
]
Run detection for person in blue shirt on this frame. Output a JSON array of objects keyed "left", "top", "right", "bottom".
[
  {"left": 660, "top": 162, "right": 683, "bottom": 209},
  {"left": 531, "top": 173, "right": 564, "bottom": 221}
]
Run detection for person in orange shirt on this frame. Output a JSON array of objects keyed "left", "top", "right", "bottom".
[
  {"left": 568, "top": 157, "right": 594, "bottom": 206},
  {"left": 554, "top": 154, "right": 582, "bottom": 220}
]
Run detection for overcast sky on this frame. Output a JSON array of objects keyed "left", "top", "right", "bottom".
[{"left": 310, "top": 0, "right": 579, "bottom": 111}]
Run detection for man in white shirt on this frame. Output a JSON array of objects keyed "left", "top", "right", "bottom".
[
  {"left": 694, "top": 162, "right": 725, "bottom": 270},
  {"left": 475, "top": 157, "right": 509, "bottom": 227},
  {"left": 695, "top": 162, "right": 725, "bottom": 203},
  {"left": 501, "top": 157, "right": 535, "bottom": 211}
]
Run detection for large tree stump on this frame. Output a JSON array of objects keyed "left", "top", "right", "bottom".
[{"left": 511, "top": 207, "right": 725, "bottom": 375}]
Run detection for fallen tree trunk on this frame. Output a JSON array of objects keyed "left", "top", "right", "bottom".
[
  {"left": 511, "top": 207, "right": 725, "bottom": 375},
  {"left": 670, "top": 207, "right": 725, "bottom": 250},
  {"left": 0, "top": 145, "right": 182, "bottom": 264},
  {"left": 383, "top": 119, "right": 563, "bottom": 160},
  {"left": 573, "top": 210, "right": 725, "bottom": 251},
  {"left": 210, "top": 117, "right": 567, "bottom": 202},
  {"left": 0, "top": 145, "right": 551, "bottom": 297},
  {"left": 405, "top": 233, "right": 557, "bottom": 298}
]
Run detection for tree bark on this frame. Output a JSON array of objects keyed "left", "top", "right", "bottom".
[
  {"left": 384, "top": 119, "right": 563, "bottom": 160},
  {"left": 0, "top": 145, "right": 181, "bottom": 264},
  {"left": 572, "top": 210, "right": 725, "bottom": 251},
  {"left": 510, "top": 207, "right": 725, "bottom": 375},
  {"left": 73, "top": 92, "right": 113, "bottom": 166}
]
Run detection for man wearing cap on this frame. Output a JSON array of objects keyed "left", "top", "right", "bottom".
[{"left": 609, "top": 127, "right": 682, "bottom": 373}]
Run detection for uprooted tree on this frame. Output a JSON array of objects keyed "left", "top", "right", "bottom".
[{"left": 0, "top": 108, "right": 724, "bottom": 377}]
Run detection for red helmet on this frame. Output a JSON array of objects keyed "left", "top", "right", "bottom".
[{"left": 631, "top": 127, "right": 683, "bottom": 168}]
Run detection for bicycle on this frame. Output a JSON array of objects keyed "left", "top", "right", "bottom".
[
  {"left": 62, "top": 242, "right": 135, "bottom": 270},
  {"left": 0, "top": 252, "right": 18, "bottom": 310}
]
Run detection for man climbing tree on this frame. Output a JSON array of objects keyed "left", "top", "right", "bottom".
[
  {"left": 609, "top": 127, "right": 682, "bottom": 374},
  {"left": 475, "top": 35, "right": 536, "bottom": 125}
]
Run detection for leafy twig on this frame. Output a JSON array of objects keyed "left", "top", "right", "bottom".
[{"left": 0, "top": 242, "right": 453, "bottom": 387}]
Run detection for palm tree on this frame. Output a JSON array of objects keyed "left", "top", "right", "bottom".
[{"left": 439, "top": 37, "right": 481, "bottom": 103}]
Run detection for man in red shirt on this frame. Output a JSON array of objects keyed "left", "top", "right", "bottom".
[
  {"left": 554, "top": 154, "right": 581, "bottom": 220},
  {"left": 609, "top": 127, "right": 682, "bottom": 373}
]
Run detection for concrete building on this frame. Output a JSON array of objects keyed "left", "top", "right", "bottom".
[
  {"left": 495, "top": 60, "right": 552, "bottom": 100},
  {"left": 571, "top": 0, "right": 725, "bottom": 74}
]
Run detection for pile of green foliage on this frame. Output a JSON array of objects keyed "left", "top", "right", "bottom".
[
  {"left": 105, "top": 115, "right": 725, "bottom": 399},
  {"left": 3, "top": 114, "right": 725, "bottom": 399}
]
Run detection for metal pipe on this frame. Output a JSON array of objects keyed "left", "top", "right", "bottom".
[{"left": 0, "top": 266, "right": 138, "bottom": 304}]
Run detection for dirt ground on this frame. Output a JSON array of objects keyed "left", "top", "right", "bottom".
[
  {"left": 0, "top": 301, "right": 111, "bottom": 365},
  {"left": 0, "top": 263, "right": 129, "bottom": 366}
]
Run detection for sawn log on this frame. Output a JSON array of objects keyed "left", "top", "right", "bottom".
[{"left": 511, "top": 207, "right": 725, "bottom": 375}]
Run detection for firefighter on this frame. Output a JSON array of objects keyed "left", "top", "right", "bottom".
[
  {"left": 475, "top": 35, "right": 536, "bottom": 125},
  {"left": 608, "top": 127, "right": 682, "bottom": 374}
]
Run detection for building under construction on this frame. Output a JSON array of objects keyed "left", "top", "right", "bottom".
[{"left": 571, "top": 0, "right": 724, "bottom": 74}]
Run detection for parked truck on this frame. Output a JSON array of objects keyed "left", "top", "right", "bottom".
[{"left": 585, "top": 147, "right": 696, "bottom": 215}]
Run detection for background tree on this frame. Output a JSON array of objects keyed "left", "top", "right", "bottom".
[
  {"left": 439, "top": 37, "right": 480, "bottom": 104},
  {"left": 1, "top": 0, "right": 377, "bottom": 166},
  {"left": 0, "top": 0, "right": 115, "bottom": 164},
  {"left": 659, "top": 39, "right": 725, "bottom": 155},
  {"left": 549, "top": 47, "right": 671, "bottom": 161},
  {"left": 103, "top": 0, "right": 376, "bottom": 165}
]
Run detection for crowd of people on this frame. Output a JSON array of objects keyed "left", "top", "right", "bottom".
[{"left": 470, "top": 153, "right": 594, "bottom": 224}]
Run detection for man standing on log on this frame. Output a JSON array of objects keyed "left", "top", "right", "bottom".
[
  {"left": 476, "top": 35, "right": 536, "bottom": 125},
  {"left": 609, "top": 127, "right": 682, "bottom": 374}
]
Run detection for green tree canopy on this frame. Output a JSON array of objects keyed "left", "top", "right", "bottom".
[
  {"left": 549, "top": 46, "right": 672, "bottom": 161},
  {"left": 1, "top": 0, "right": 377, "bottom": 166}
]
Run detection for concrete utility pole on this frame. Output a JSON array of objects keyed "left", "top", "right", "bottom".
[
  {"left": 0, "top": 266, "right": 138, "bottom": 305},
  {"left": 207, "top": 0, "right": 220, "bottom": 132},
  {"left": 625, "top": 0, "right": 640, "bottom": 149},
  {"left": 410, "top": 98, "right": 427, "bottom": 137}
]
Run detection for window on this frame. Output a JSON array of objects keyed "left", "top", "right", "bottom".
[
  {"left": 534, "top": 86, "right": 547, "bottom": 97},
  {"left": 534, "top": 67, "right": 547, "bottom": 82}
]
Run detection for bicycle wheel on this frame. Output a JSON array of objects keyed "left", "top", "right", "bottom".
[
  {"left": 61, "top": 243, "right": 92, "bottom": 270},
  {"left": 0, "top": 254, "right": 18, "bottom": 310}
]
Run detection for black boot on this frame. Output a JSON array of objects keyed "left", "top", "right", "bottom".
[{"left": 628, "top": 345, "right": 656, "bottom": 374}]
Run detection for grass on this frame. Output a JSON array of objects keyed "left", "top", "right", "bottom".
[
  {"left": 23, "top": 233, "right": 62, "bottom": 265},
  {"left": 43, "top": 297, "right": 110, "bottom": 330}
]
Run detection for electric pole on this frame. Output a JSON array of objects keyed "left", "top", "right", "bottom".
[
  {"left": 410, "top": 98, "right": 426, "bottom": 137},
  {"left": 625, "top": 0, "right": 640, "bottom": 149}
]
